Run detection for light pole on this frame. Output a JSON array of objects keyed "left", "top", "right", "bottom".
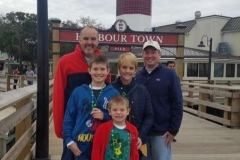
[
  {"left": 35, "top": 0, "right": 49, "bottom": 159},
  {"left": 198, "top": 35, "right": 212, "bottom": 82}
]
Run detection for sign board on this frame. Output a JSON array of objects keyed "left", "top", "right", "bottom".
[
  {"left": 109, "top": 46, "right": 131, "bottom": 52},
  {"left": 59, "top": 30, "right": 178, "bottom": 47},
  {"left": 57, "top": 19, "right": 179, "bottom": 47}
]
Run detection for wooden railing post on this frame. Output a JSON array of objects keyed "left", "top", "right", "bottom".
[
  {"left": 15, "top": 96, "right": 32, "bottom": 160},
  {"left": 19, "top": 75, "right": 25, "bottom": 88},
  {"left": 198, "top": 86, "right": 207, "bottom": 117},
  {"left": 224, "top": 97, "right": 231, "bottom": 127},
  {"left": 51, "top": 19, "right": 61, "bottom": 78},
  {"left": 209, "top": 80, "right": 216, "bottom": 102},
  {"left": 230, "top": 91, "right": 240, "bottom": 128},
  {"left": 187, "top": 80, "right": 194, "bottom": 107},
  {"left": 6, "top": 74, "right": 10, "bottom": 91},
  {"left": 223, "top": 82, "right": 234, "bottom": 127},
  {"left": 175, "top": 24, "right": 186, "bottom": 81}
]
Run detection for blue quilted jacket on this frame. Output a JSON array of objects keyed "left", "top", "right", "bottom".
[{"left": 112, "top": 77, "right": 154, "bottom": 144}]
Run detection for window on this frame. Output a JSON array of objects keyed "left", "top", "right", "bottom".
[
  {"left": 237, "top": 64, "right": 240, "bottom": 77},
  {"left": 214, "top": 63, "right": 224, "bottom": 77},
  {"left": 199, "top": 63, "right": 208, "bottom": 77},
  {"left": 186, "top": 63, "right": 208, "bottom": 77},
  {"left": 226, "top": 64, "right": 235, "bottom": 77},
  {"left": 187, "top": 63, "right": 198, "bottom": 77}
]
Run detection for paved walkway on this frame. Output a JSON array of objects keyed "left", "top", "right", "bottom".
[{"left": 49, "top": 112, "right": 240, "bottom": 160}]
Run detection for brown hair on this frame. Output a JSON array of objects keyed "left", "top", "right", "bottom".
[
  {"left": 89, "top": 55, "right": 109, "bottom": 68},
  {"left": 166, "top": 61, "right": 175, "bottom": 67},
  {"left": 108, "top": 95, "right": 129, "bottom": 110}
]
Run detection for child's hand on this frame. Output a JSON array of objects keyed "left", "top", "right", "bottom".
[
  {"left": 68, "top": 142, "right": 82, "bottom": 156},
  {"left": 137, "top": 137, "right": 142, "bottom": 149},
  {"left": 90, "top": 108, "right": 103, "bottom": 120}
]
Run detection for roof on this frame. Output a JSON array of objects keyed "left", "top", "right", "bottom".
[
  {"left": 222, "top": 17, "right": 240, "bottom": 32},
  {"left": 195, "top": 15, "right": 231, "bottom": 20},
  {"left": 153, "top": 15, "right": 234, "bottom": 33},
  {"left": 153, "top": 20, "right": 196, "bottom": 33},
  {"left": 102, "top": 47, "right": 240, "bottom": 60}
]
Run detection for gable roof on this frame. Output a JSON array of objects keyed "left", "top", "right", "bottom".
[
  {"left": 153, "top": 20, "right": 196, "bottom": 33},
  {"left": 222, "top": 17, "right": 240, "bottom": 32},
  {"left": 153, "top": 15, "right": 232, "bottom": 33}
]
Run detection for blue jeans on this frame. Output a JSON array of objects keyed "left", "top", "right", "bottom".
[
  {"left": 61, "top": 140, "right": 91, "bottom": 160},
  {"left": 13, "top": 79, "right": 18, "bottom": 89},
  {"left": 142, "top": 135, "right": 172, "bottom": 160},
  {"left": 27, "top": 81, "right": 33, "bottom": 85}
]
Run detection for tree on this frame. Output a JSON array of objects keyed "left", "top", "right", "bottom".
[
  {"left": 0, "top": 12, "right": 38, "bottom": 64},
  {"left": 60, "top": 16, "right": 105, "bottom": 29},
  {"left": 0, "top": 12, "right": 105, "bottom": 60},
  {"left": 0, "top": 30, "right": 19, "bottom": 59},
  {"left": 60, "top": 20, "right": 79, "bottom": 28},
  {"left": 77, "top": 16, "right": 105, "bottom": 29}
]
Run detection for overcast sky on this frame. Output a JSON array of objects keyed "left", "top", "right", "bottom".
[{"left": 0, "top": 0, "right": 239, "bottom": 28}]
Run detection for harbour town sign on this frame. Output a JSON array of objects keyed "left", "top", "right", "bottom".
[
  {"left": 51, "top": 19, "right": 185, "bottom": 79},
  {"left": 59, "top": 31, "right": 178, "bottom": 46},
  {"left": 53, "top": 19, "right": 182, "bottom": 51}
]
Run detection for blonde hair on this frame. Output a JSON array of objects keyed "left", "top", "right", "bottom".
[
  {"left": 108, "top": 95, "right": 129, "bottom": 110},
  {"left": 117, "top": 52, "right": 138, "bottom": 70}
]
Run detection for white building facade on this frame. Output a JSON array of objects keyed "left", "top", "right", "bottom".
[{"left": 154, "top": 12, "right": 240, "bottom": 81}]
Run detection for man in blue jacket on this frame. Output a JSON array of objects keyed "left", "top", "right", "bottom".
[{"left": 135, "top": 40, "right": 183, "bottom": 160}]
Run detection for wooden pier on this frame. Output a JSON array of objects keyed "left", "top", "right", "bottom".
[
  {"left": 47, "top": 112, "right": 240, "bottom": 160},
  {"left": 0, "top": 78, "right": 240, "bottom": 160},
  {"left": 172, "top": 113, "right": 240, "bottom": 160}
]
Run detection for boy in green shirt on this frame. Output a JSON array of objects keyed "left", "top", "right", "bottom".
[{"left": 92, "top": 95, "right": 139, "bottom": 160}]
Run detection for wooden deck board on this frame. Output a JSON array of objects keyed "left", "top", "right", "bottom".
[
  {"left": 172, "top": 113, "right": 240, "bottom": 159},
  {"left": 49, "top": 112, "right": 240, "bottom": 160}
]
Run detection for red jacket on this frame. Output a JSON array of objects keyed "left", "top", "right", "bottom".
[
  {"left": 53, "top": 45, "right": 103, "bottom": 138},
  {"left": 91, "top": 120, "right": 139, "bottom": 160}
]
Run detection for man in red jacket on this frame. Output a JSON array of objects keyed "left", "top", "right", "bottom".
[{"left": 53, "top": 26, "right": 101, "bottom": 160}]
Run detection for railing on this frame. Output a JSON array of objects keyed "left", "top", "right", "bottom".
[
  {"left": 0, "top": 74, "right": 6, "bottom": 91},
  {"left": 181, "top": 81, "right": 240, "bottom": 128},
  {"left": 182, "top": 79, "right": 240, "bottom": 85},
  {"left": 0, "top": 74, "right": 54, "bottom": 92},
  {"left": 0, "top": 74, "right": 37, "bottom": 92},
  {"left": 0, "top": 80, "right": 53, "bottom": 160}
]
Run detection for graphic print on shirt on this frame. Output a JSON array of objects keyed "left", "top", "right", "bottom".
[
  {"left": 103, "top": 97, "right": 109, "bottom": 109},
  {"left": 81, "top": 98, "right": 91, "bottom": 114},
  {"left": 105, "top": 127, "right": 130, "bottom": 160}
]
